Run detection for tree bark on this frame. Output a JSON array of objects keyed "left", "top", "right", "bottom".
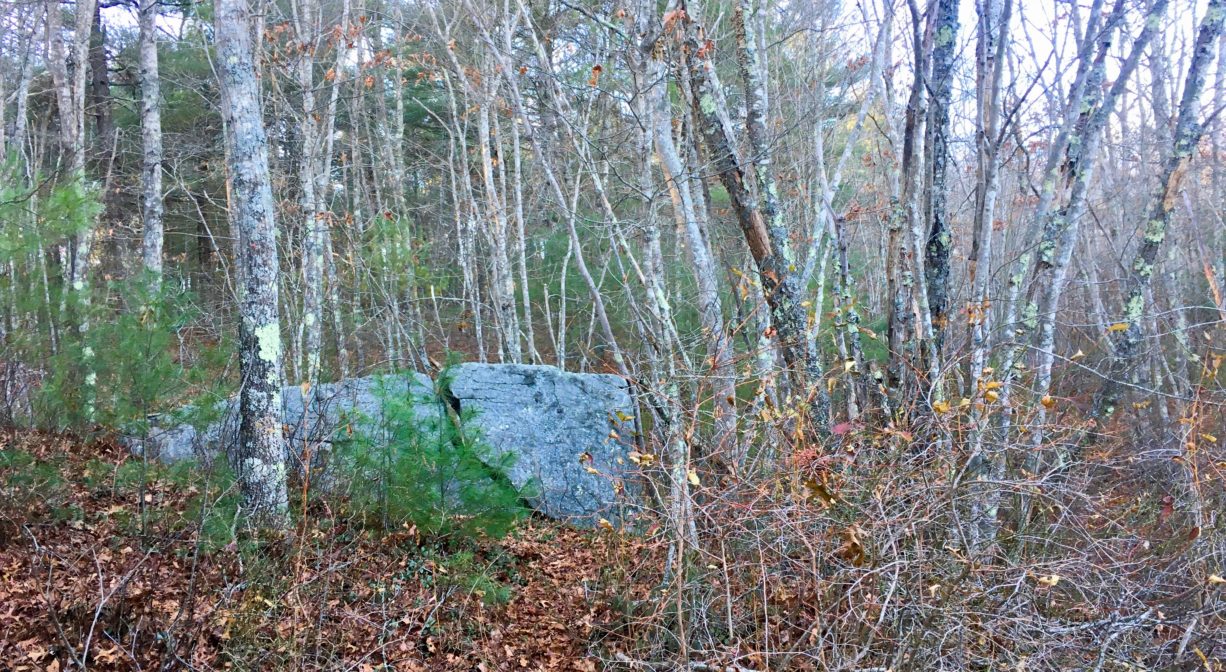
[
  {"left": 45, "top": 0, "right": 99, "bottom": 417},
  {"left": 965, "top": 0, "right": 1011, "bottom": 554},
  {"left": 139, "top": 0, "right": 164, "bottom": 284},
  {"left": 1093, "top": 0, "right": 1225, "bottom": 421},
  {"left": 647, "top": 40, "right": 740, "bottom": 462},
  {"left": 1026, "top": 0, "right": 1167, "bottom": 451},
  {"left": 87, "top": 3, "right": 113, "bottom": 178},
  {"left": 684, "top": 1, "right": 830, "bottom": 436},
  {"left": 922, "top": 0, "right": 960, "bottom": 360},
  {"left": 216, "top": 0, "right": 290, "bottom": 525}
]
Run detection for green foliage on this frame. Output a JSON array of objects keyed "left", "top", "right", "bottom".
[
  {"left": 0, "top": 449, "right": 69, "bottom": 527},
  {"left": 432, "top": 549, "right": 515, "bottom": 606},
  {"left": 33, "top": 275, "right": 228, "bottom": 433},
  {"left": 336, "top": 371, "right": 526, "bottom": 541},
  {"left": 170, "top": 460, "right": 243, "bottom": 552}
]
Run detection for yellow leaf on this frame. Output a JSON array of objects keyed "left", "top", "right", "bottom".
[
  {"left": 1071, "top": 349, "right": 1086, "bottom": 360},
  {"left": 1199, "top": 433, "right": 1217, "bottom": 443},
  {"left": 1041, "top": 395, "right": 1055, "bottom": 408},
  {"left": 598, "top": 518, "right": 614, "bottom": 531},
  {"left": 687, "top": 469, "right": 700, "bottom": 486},
  {"left": 985, "top": 390, "right": 1000, "bottom": 403},
  {"left": 1107, "top": 322, "right": 1130, "bottom": 332},
  {"left": 1209, "top": 574, "right": 1226, "bottom": 585},
  {"left": 628, "top": 451, "right": 655, "bottom": 467},
  {"left": 959, "top": 398, "right": 971, "bottom": 408},
  {"left": 843, "top": 359, "right": 857, "bottom": 373},
  {"left": 1035, "top": 574, "right": 1060, "bottom": 587},
  {"left": 984, "top": 381, "right": 1003, "bottom": 391},
  {"left": 932, "top": 400, "right": 951, "bottom": 414}
]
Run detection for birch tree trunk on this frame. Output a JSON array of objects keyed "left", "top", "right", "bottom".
[
  {"left": 471, "top": 0, "right": 630, "bottom": 378},
  {"left": 9, "top": 11, "right": 40, "bottom": 170},
  {"left": 900, "top": 0, "right": 937, "bottom": 398},
  {"left": 995, "top": 0, "right": 1110, "bottom": 440},
  {"left": 294, "top": 0, "right": 325, "bottom": 384},
  {"left": 139, "top": 0, "right": 164, "bottom": 283},
  {"left": 645, "top": 38, "right": 739, "bottom": 462},
  {"left": 216, "top": 0, "right": 290, "bottom": 525},
  {"left": 478, "top": 99, "right": 522, "bottom": 363}
]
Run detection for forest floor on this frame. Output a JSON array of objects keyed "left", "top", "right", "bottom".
[{"left": 0, "top": 430, "right": 654, "bottom": 670}]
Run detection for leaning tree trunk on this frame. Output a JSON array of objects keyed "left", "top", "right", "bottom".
[
  {"left": 684, "top": 0, "right": 830, "bottom": 437},
  {"left": 645, "top": 41, "right": 740, "bottom": 463},
  {"left": 994, "top": 0, "right": 1111, "bottom": 442},
  {"left": 1026, "top": 0, "right": 1166, "bottom": 452},
  {"left": 138, "top": 0, "right": 164, "bottom": 284},
  {"left": 215, "top": 0, "right": 290, "bottom": 526},
  {"left": 1093, "top": 0, "right": 1225, "bottom": 421}
]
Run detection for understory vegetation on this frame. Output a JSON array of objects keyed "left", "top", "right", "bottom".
[{"left": 2, "top": 0, "right": 1225, "bottom": 668}]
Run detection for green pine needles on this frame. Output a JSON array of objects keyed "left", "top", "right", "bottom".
[{"left": 335, "top": 371, "right": 526, "bottom": 541}]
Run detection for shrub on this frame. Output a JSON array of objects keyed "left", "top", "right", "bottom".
[{"left": 335, "top": 369, "right": 526, "bottom": 540}]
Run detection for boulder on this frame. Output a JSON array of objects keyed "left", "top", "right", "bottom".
[
  {"left": 282, "top": 372, "right": 442, "bottom": 448},
  {"left": 129, "top": 372, "right": 442, "bottom": 467},
  {"left": 446, "top": 363, "right": 637, "bottom": 524},
  {"left": 128, "top": 365, "right": 639, "bottom": 525}
]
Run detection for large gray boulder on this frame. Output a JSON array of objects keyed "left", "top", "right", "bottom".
[
  {"left": 129, "top": 372, "right": 441, "bottom": 468},
  {"left": 446, "top": 363, "right": 637, "bottom": 524},
  {"left": 128, "top": 365, "right": 639, "bottom": 525}
]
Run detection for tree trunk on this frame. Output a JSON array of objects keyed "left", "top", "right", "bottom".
[
  {"left": 139, "top": 0, "right": 164, "bottom": 283},
  {"left": 965, "top": 0, "right": 1011, "bottom": 554},
  {"left": 1093, "top": 0, "right": 1224, "bottom": 421},
  {"left": 216, "top": 0, "right": 290, "bottom": 526},
  {"left": 684, "top": 1, "right": 830, "bottom": 437},
  {"left": 922, "top": 0, "right": 960, "bottom": 361},
  {"left": 87, "top": 2, "right": 114, "bottom": 178},
  {"left": 1026, "top": 0, "right": 1166, "bottom": 451},
  {"left": 647, "top": 41, "right": 740, "bottom": 463},
  {"left": 45, "top": 0, "right": 99, "bottom": 417}
]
